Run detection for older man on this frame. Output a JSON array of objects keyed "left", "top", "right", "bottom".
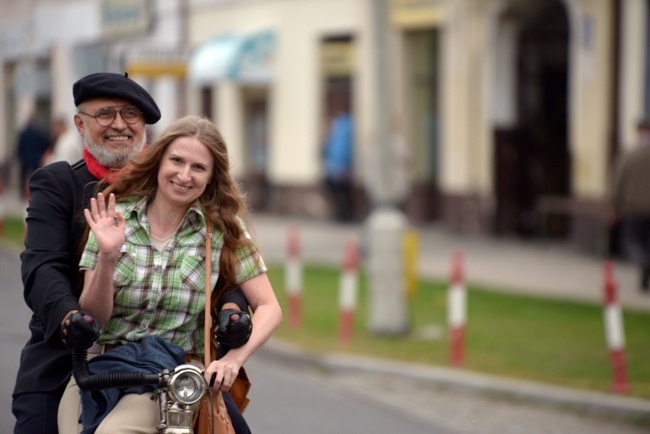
[{"left": 11, "top": 72, "right": 161, "bottom": 434}]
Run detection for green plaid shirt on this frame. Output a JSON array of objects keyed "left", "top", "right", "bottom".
[{"left": 79, "top": 197, "right": 266, "bottom": 357}]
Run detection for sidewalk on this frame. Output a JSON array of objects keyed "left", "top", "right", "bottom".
[{"left": 249, "top": 213, "right": 650, "bottom": 312}]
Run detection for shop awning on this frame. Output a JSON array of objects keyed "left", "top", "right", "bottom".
[{"left": 188, "top": 30, "right": 275, "bottom": 86}]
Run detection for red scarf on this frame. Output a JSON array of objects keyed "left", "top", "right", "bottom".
[{"left": 83, "top": 147, "right": 123, "bottom": 185}]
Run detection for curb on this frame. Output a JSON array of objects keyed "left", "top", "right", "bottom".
[{"left": 260, "top": 338, "right": 650, "bottom": 424}]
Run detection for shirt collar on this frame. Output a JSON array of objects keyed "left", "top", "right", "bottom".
[{"left": 119, "top": 197, "right": 206, "bottom": 231}]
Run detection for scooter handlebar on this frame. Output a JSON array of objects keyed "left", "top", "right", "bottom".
[{"left": 72, "top": 348, "right": 160, "bottom": 391}]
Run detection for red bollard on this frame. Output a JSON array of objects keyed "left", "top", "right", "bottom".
[
  {"left": 285, "top": 226, "right": 302, "bottom": 328},
  {"left": 448, "top": 249, "right": 466, "bottom": 366},
  {"left": 603, "top": 261, "right": 629, "bottom": 394},
  {"left": 338, "top": 236, "right": 360, "bottom": 344}
]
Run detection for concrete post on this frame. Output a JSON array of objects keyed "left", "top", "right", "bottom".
[
  {"left": 364, "top": 0, "right": 409, "bottom": 336},
  {"left": 367, "top": 206, "right": 409, "bottom": 335}
]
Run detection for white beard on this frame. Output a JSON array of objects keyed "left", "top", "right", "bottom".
[{"left": 84, "top": 128, "right": 147, "bottom": 169}]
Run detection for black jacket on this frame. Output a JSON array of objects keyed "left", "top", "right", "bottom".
[{"left": 13, "top": 160, "right": 101, "bottom": 396}]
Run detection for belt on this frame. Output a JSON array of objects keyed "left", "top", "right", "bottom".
[{"left": 103, "top": 343, "right": 200, "bottom": 364}]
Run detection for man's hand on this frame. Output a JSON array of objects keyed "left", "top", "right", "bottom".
[
  {"left": 215, "top": 309, "right": 252, "bottom": 358},
  {"left": 60, "top": 310, "right": 100, "bottom": 349}
]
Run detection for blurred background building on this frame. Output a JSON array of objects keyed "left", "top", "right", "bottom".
[{"left": 0, "top": 0, "right": 647, "bottom": 256}]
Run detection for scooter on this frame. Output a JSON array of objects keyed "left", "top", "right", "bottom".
[
  {"left": 66, "top": 307, "right": 251, "bottom": 434},
  {"left": 72, "top": 346, "right": 209, "bottom": 434}
]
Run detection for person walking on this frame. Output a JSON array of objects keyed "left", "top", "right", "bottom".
[
  {"left": 322, "top": 103, "right": 354, "bottom": 222},
  {"left": 46, "top": 116, "right": 84, "bottom": 165},
  {"left": 16, "top": 113, "right": 51, "bottom": 196},
  {"left": 612, "top": 119, "right": 650, "bottom": 293}
]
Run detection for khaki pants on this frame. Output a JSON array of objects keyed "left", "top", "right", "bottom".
[{"left": 57, "top": 346, "right": 202, "bottom": 434}]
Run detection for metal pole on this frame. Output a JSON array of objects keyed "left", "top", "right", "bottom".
[{"left": 366, "top": 0, "right": 409, "bottom": 336}]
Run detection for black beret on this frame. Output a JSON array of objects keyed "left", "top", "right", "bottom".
[{"left": 73, "top": 72, "right": 161, "bottom": 124}]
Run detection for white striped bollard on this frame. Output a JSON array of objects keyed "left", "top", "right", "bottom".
[
  {"left": 448, "top": 249, "right": 466, "bottom": 366},
  {"left": 285, "top": 226, "right": 303, "bottom": 328},
  {"left": 339, "top": 236, "right": 359, "bottom": 344},
  {"left": 603, "top": 261, "right": 629, "bottom": 394}
]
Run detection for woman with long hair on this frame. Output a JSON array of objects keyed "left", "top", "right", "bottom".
[{"left": 59, "top": 115, "right": 281, "bottom": 433}]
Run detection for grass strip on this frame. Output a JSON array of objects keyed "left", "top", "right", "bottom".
[{"left": 267, "top": 265, "right": 650, "bottom": 399}]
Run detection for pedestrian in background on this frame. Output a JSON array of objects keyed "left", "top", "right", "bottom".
[
  {"left": 16, "top": 113, "right": 50, "bottom": 197},
  {"left": 612, "top": 119, "right": 650, "bottom": 293},
  {"left": 44, "top": 116, "right": 84, "bottom": 165},
  {"left": 322, "top": 102, "right": 354, "bottom": 222}
]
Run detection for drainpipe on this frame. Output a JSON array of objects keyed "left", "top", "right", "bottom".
[
  {"left": 177, "top": 0, "right": 188, "bottom": 117},
  {"left": 609, "top": 0, "right": 621, "bottom": 178}
]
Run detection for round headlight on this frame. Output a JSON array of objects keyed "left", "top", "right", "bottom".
[{"left": 168, "top": 364, "right": 206, "bottom": 405}]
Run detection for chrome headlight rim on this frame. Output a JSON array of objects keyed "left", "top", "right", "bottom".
[{"left": 167, "top": 364, "right": 206, "bottom": 405}]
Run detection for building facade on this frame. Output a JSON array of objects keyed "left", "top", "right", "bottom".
[
  {"left": 1, "top": 0, "right": 649, "bottom": 255},
  {"left": 0, "top": 0, "right": 188, "bottom": 188}
]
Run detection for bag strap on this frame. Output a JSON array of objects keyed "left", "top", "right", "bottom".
[{"left": 204, "top": 218, "right": 213, "bottom": 368}]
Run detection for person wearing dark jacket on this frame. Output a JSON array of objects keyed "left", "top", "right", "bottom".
[
  {"left": 11, "top": 72, "right": 161, "bottom": 434},
  {"left": 16, "top": 115, "right": 51, "bottom": 196},
  {"left": 612, "top": 119, "right": 650, "bottom": 293}
]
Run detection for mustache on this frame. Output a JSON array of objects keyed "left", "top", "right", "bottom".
[{"left": 104, "top": 128, "right": 133, "bottom": 137}]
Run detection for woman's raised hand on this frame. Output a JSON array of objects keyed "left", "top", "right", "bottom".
[{"left": 84, "top": 193, "right": 125, "bottom": 256}]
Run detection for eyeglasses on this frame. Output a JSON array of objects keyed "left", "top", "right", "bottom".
[{"left": 77, "top": 105, "right": 143, "bottom": 127}]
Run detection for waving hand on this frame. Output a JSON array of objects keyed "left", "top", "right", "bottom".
[{"left": 84, "top": 192, "right": 125, "bottom": 256}]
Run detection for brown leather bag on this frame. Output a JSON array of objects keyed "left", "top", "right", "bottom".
[
  {"left": 229, "top": 367, "right": 251, "bottom": 413},
  {"left": 193, "top": 218, "right": 252, "bottom": 433},
  {"left": 193, "top": 220, "right": 236, "bottom": 434},
  {"left": 193, "top": 390, "right": 235, "bottom": 434}
]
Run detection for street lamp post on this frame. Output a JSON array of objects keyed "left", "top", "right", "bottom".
[{"left": 365, "top": 0, "right": 409, "bottom": 336}]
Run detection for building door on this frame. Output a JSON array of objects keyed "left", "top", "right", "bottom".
[
  {"left": 404, "top": 29, "right": 439, "bottom": 221},
  {"left": 645, "top": 0, "right": 650, "bottom": 117},
  {"left": 243, "top": 88, "right": 269, "bottom": 211},
  {"left": 493, "top": 0, "right": 570, "bottom": 237}
]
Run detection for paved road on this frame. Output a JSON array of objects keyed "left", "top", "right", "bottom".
[
  {"left": 0, "top": 242, "right": 30, "bottom": 434},
  {"left": 244, "top": 352, "right": 453, "bottom": 433},
  {"left": 253, "top": 341, "right": 650, "bottom": 434}
]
